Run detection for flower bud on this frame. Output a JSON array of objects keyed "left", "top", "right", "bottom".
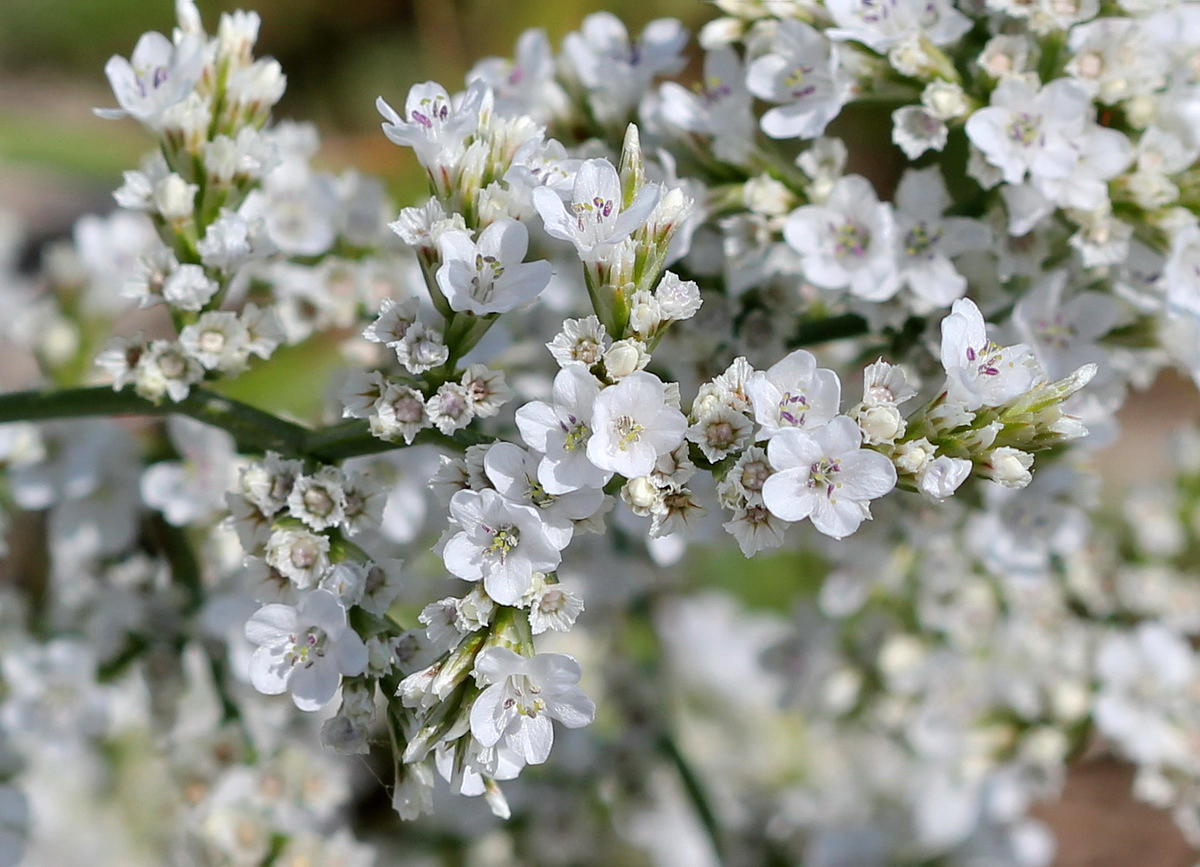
[
  {"left": 622, "top": 476, "right": 661, "bottom": 513},
  {"left": 153, "top": 173, "right": 198, "bottom": 222},
  {"left": 603, "top": 338, "right": 649, "bottom": 380},
  {"left": 918, "top": 455, "right": 971, "bottom": 502},
  {"left": 856, "top": 404, "right": 905, "bottom": 445},
  {"left": 893, "top": 438, "right": 934, "bottom": 475},
  {"left": 984, "top": 446, "right": 1034, "bottom": 488}
]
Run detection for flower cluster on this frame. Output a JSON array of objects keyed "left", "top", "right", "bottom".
[{"left": 1, "top": 0, "right": 1200, "bottom": 862}]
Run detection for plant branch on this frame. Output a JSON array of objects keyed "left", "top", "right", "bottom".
[
  {"left": 0, "top": 385, "right": 486, "bottom": 462},
  {"left": 788, "top": 312, "right": 870, "bottom": 348}
]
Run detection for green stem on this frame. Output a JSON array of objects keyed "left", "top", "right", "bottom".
[
  {"left": 0, "top": 385, "right": 309, "bottom": 456},
  {"left": 657, "top": 732, "right": 726, "bottom": 864},
  {"left": 0, "top": 385, "right": 487, "bottom": 462},
  {"left": 788, "top": 313, "right": 870, "bottom": 347}
]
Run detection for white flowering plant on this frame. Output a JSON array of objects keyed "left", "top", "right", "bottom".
[{"left": 1, "top": 0, "right": 1200, "bottom": 863}]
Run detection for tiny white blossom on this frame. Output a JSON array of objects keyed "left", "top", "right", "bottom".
[
  {"left": 762, "top": 416, "right": 897, "bottom": 539},
  {"left": 532, "top": 158, "right": 660, "bottom": 261},
  {"left": 746, "top": 349, "right": 842, "bottom": 438},
  {"left": 940, "top": 297, "right": 1042, "bottom": 411},
  {"left": 377, "top": 80, "right": 488, "bottom": 173},
  {"left": 245, "top": 589, "right": 368, "bottom": 712},
  {"left": 746, "top": 20, "right": 851, "bottom": 140},
  {"left": 515, "top": 365, "right": 611, "bottom": 493},
  {"left": 443, "top": 488, "right": 562, "bottom": 605},
  {"left": 783, "top": 175, "right": 899, "bottom": 301},
  {"left": 95, "top": 30, "right": 208, "bottom": 127},
  {"left": 436, "top": 219, "right": 553, "bottom": 315},
  {"left": 288, "top": 467, "right": 348, "bottom": 532},
  {"left": 587, "top": 371, "right": 688, "bottom": 478},
  {"left": 265, "top": 527, "right": 331, "bottom": 589},
  {"left": 470, "top": 647, "right": 595, "bottom": 765}
]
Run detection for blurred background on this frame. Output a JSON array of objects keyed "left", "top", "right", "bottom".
[{"left": 2, "top": 1, "right": 1199, "bottom": 863}]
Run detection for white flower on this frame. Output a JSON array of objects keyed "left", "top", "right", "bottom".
[
  {"left": 443, "top": 488, "right": 562, "bottom": 605},
  {"left": 435, "top": 219, "right": 553, "bottom": 315},
  {"left": 746, "top": 348, "right": 841, "bottom": 438},
  {"left": 602, "top": 338, "right": 650, "bottom": 380},
  {"left": 245, "top": 589, "right": 368, "bottom": 712},
  {"left": 561, "top": 12, "right": 687, "bottom": 127},
  {"left": 918, "top": 455, "right": 972, "bottom": 502},
  {"left": 140, "top": 416, "right": 237, "bottom": 526},
  {"left": 656, "top": 47, "right": 756, "bottom": 164},
  {"left": 687, "top": 405, "right": 753, "bottom": 463},
  {"left": 892, "top": 167, "right": 991, "bottom": 310},
  {"left": 1011, "top": 269, "right": 1121, "bottom": 380},
  {"left": 427, "top": 382, "right": 474, "bottom": 434},
  {"left": 940, "top": 297, "right": 1042, "bottom": 410},
  {"left": 162, "top": 263, "right": 217, "bottom": 311},
  {"left": 265, "top": 527, "right": 331, "bottom": 589},
  {"left": 1164, "top": 223, "right": 1200, "bottom": 318},
  {"left": 469, "top": 29, "right": 567, "bottom": 123},
  {"left": 470, "top": 647, "right": 595, "bottom": 765},
  {"left": 363, "top": 297, "right": 419, "bottom": 347},
  {"left": 134, "top": 339, "right": 204, "bottom": 403},
  {"left": 723, "top": 504, "right": 789, "bottom": 556},
  {"left": 179, "top": 311, "right": 251, "bottom": 373},
  {"left": 532, "top": 158, "right": 660, "bottom": 261},
  {"left": 745, "top": 20, "right": 851, "bottom": 140},
  {"left": 826, "top": 0, "right": 971, "bottom": 51},
  {"left": 371, "top": 381, "right": 431, "bottom": 444},
  {"left": 966, "top": 78, "right": 1081, "bottom": 185},
  {"left": 320, "top": 561, "right": 367, "bottom": 607},
  {"left": 528, "top": 582, "right": 585, "bottom": 635},
  {"left": 762, "top": 416, "right": 897, "bottom": 539},
  {"left": 288, "top": 467, "right": 348, "bottom": 532},
  {"left": 515, "top": 365, "right": 611, "bottom": 493},
  {"left": 460, "top": 364, "right": 512, "bottom": 418},
  {"left": 484, "top": 442, "right": 604, "bottom": 549},
  {"left": 95, "top": 30, "right": 208, "bottom": 127},
  {"left": 546, "top": 315, "right": 610, "bottom": 367},
  {"left": 587, "top": 371, "right": 687, "bottom": 478},
  {"left": 783, "top": 175, "right": 899, "bottom": 301},
  {"left": 395, "top": 321, "right": 448, "bottom": 374},
  {"left": 982, "top": 446, "right": 1034, "bottom": 489},
  {"left": 891, "top": 106, "right": 949, "bottom": 160},
  {"left": 655, "top": 271, "right": 702, "bottom": 321},
  {"left": 377, "top": 80, "right": 488, "bottom": 173}
]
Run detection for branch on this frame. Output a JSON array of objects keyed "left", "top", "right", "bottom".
[
  {"left": 788, "top": 313, "right": 870, "bottom": 348},
  {"left": 0, "top": 385, "right": 486, "bottom": 462}
]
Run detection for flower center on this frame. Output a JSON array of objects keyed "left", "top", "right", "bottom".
[
  {"left": 965, "top": 341, "right": 1005, "bottom": 376},
  {"left": 1034, "top": 315, "right": 1077, "bottom": 350},
  {"left": 785, "top": 65, "right": 816, "bottom": 99},
  {"left": 560, "top": 417, "right": 591, "bottom": 452},
  {"left": 501, "top": 676, "right": 547, "bottom": 717},
  {"left": 808, "top": 457, "right": 842, "bottom": 498},
  {"left": 410, "top": 95, "right": 451, "bottom": 129},
  {"left": 471, "top": 253, "right": 505, "bottom": 302},
  {"left": 740, "top": 460, "right": 770, "bottom": 493},
  {"left": 1008, "top": 113, "right": 1040, "bottom": 146},
  {"left": 286, "top": 628, "right": 327, "bottom": 668},
  {"left": 487, "top": 524, "right": 520, "bottom": 557},
  {"left": 303, "top": 486, "right": 335, "bottom": 517},
  {"left": 904, "top": 223, "right": 942, "bottom": 259},
  {"left": 572, "top": 195, "right": 616, "bottom": 232},
  {"left": 834, "top": 220, "right": 870, "bottom": 259},
  {"left": 612, "top": 415, "right": 644, "bottom": 450},
  {"left": 524, "top": 475, "right": 555, "bottom": 509},
  {"left": 778, "top": 390, "right": 810, "bottom": 427}
]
